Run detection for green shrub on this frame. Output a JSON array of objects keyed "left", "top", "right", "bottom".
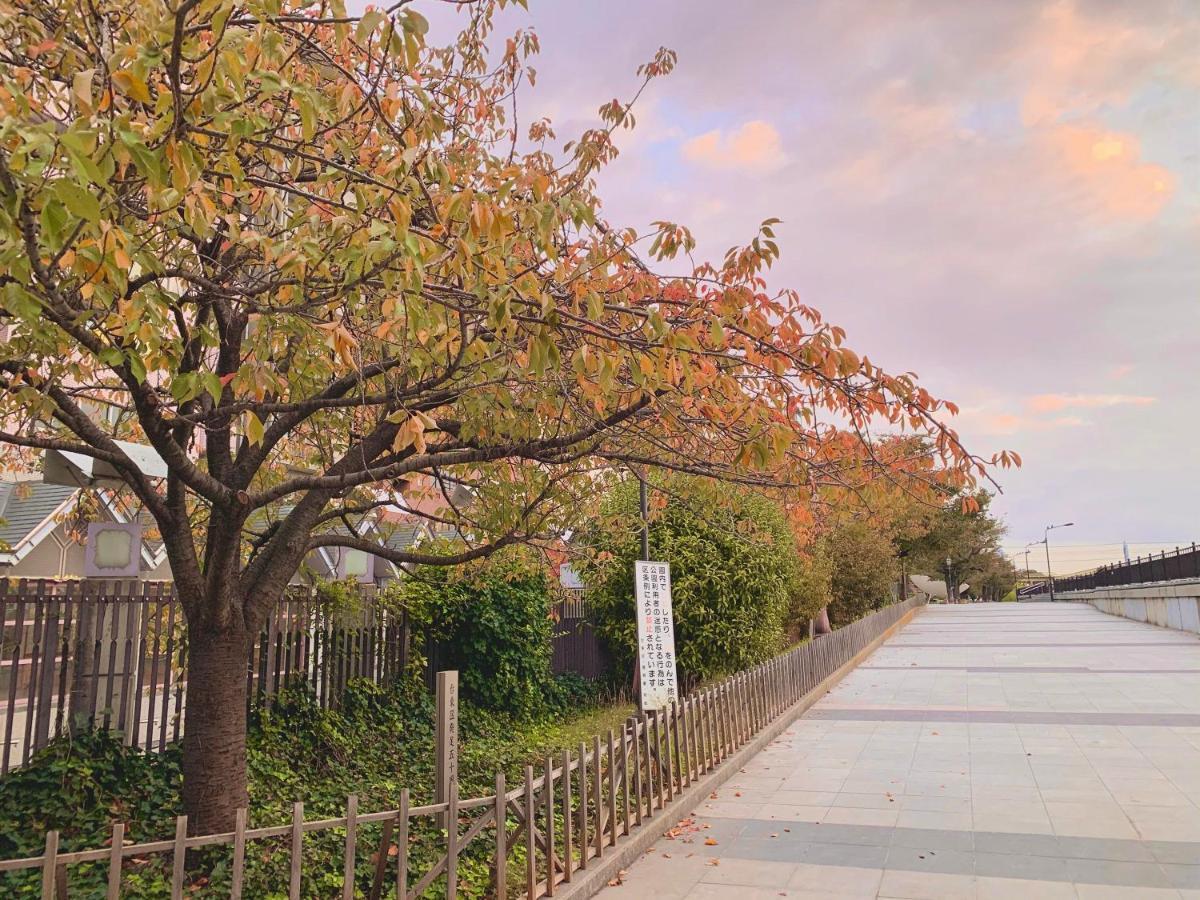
[
  {"left": 825, "top": 520, "right": 899, "bottom": 626},
  {"left": 396, "top": 547, "right": 559, "bottom": 717},
  {"left": 582, "top": 475, "right": 801, "bottom": 682}
]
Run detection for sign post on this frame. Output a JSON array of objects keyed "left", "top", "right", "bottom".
[
  {"left": 635, "top": 561, "right": 678, "bottom": 711},
  {"left": 434, "top": 670, "right": 459, "bottom": 829}
]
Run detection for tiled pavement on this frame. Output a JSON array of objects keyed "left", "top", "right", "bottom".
[{"left": 598, "top": 602, "right": 1200, "bottom": 899}]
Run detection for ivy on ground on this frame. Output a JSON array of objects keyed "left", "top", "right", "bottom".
[{"left": 0, "top": 677, "right": 628, "bottom": 898}]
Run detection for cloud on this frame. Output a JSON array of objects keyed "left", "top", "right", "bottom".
[
  {"left": 1108, "top": 363, "right": 1134, "bottom": 380},
  {"left": 681, "top": 120, "right": 786, "bottom": 172},
  {"left": 1042, "top": 125, "right": 1175, "bottom": 221},
  {"left": 1026, "top": 393, "right": 1157, "bottom": 414},
  {"left": 971, "top": 411, "right": 1087, "bottom": 436}
]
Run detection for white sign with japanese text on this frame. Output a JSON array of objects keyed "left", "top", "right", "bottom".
[{"left": 635, "top": 560, "right": 679, "bottom": 710}]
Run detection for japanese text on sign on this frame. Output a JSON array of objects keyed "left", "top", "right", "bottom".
[{"left": 635, "top": 560, "right": 678, "bottom": 711}]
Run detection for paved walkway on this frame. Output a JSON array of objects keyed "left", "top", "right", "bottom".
[{"left": 600, "top": 602, "right": 1200, "bottom": 899}]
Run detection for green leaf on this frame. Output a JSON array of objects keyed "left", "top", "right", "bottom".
[
  {"left": 52, "top": 180, "right": 100, "bottom": 223},
  {"left": 355, "top": 9, "right": 384, "bottom": 43}
]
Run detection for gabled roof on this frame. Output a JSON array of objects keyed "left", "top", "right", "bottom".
[
  {"left": 0, "top": 481, "right": 79, "bottom": 555},
  {"left": 0, "top": 479, "right": 167, "bottom": 570}
]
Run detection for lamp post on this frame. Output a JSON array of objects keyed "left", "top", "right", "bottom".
[
  {"left": 1043, "top": 522, "right": 1074, "bottom": 601},
  {"left": 1022, "top": 541, "right": 1040, "bottom": 596}
]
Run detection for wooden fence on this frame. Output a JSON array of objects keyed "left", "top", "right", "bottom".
[
  {"left": 0, "top": 595, "right": 924, "bottom": 898},
  {"left": 0, "top": 580, "right": 604, "bottom": 774}
]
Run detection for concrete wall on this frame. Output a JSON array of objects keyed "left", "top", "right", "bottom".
[{"left": 1057, "top": 580, "right": 1200, "bottom": 634}]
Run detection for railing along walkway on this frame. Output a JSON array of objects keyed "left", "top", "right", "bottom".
[{"left": 0, "top": 596, "right": 925, "bottom": 898}]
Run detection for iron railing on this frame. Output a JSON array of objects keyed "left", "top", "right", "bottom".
[{"left": 1025, "top": 543, "right": 1199, "bottom": 595}]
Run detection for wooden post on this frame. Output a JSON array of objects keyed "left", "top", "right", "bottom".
[
  {"left": 544, "top": 756, "right": 556, "bottom": 896},
  {"left": 562, "top": 750, "right": 573, "bottom": 882},
  {"left": 40, "top": 830, "right": 58, "bottom": 900},
  {"left": 445, "top": 777, "right": 459, "bottom": 899},
  {"left": 289, "top": 802, "right": 303, "bottom": 900},
  {"left": 434, "top": 671, "right": 459, "bottom": 831},
  {"left": 493, "top": 773, "right": 506, "bottom": 899},
  {"left": 592, "top": 735, "right": 603, "bottom": 860},
  {"left": 619, "top": 723, "right": 631, "bottom": 835},
  {"left": 577, "top": 742, "right": 588, "bottom": 868},
  {"left": 106, "top": 822, "right": 124, "bottom": 900},
  {"left": 231, "top": 809, "right": 246, "bottom": 900},
  {"left": 629, "top": 718, "right": 643, "bottom": 827},
  {"left": 524, "top": 765, "right": 536, "bottom": 898},
  {"left": 342, "top": 794, "right": 358, "bottom": 900},
  {"left": 170, "top": 815, "right": 187, "bottom": 900},
  {"left": 396, "top": 789, "right": 409, "bottom": 900},
  {"left": 641, "top": 714, "right": 655, "bottom": 814},
  {"left": 606, "top": 729, "right": 617, "bottom": 848}
]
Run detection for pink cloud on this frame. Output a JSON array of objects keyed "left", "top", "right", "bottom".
[
  {"left": 682, "top": 120, "right": 786, "bottom": 172},
  {"left": 1027, "top": 392, "right": 1156, "bottom": 413},
  {"left": 974, "top": 411, "right": 1086, "bottom": 436},
  {"left": 1042, "top": 124, "right": 1175, "bottom": 221},
  {"left": 1108, "top": 363, "right": 1134, "bottom": 380}
]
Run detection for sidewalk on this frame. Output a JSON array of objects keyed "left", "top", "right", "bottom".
[{"left": 598, "top": 603, "right": 1200, "bottom": 899}]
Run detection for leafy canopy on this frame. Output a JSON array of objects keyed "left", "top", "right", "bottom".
[{"left": 0, "top": 0, "right": 1003, "bottom": 628}]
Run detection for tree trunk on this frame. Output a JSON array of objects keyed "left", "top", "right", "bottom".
[
  {"left": 181, "top": 625, "right": 250, "bottom": 835},
  {"left": 814, "top": 605, "right": 832, "bottom": 635}
]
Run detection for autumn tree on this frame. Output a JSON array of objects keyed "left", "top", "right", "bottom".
[{"left": 0, "top": 1, "right": 1000, "bottom": 831}]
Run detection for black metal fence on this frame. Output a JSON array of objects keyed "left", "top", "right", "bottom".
[{"left": 1026, "top": 543, "right": 1200, "bottom": 595}]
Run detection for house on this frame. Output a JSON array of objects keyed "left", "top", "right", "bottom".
[{"left": 0, "top": 476, "right": 170, "bottom": 581}]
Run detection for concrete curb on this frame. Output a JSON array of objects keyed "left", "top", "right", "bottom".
[{"left": 552, "top": 604, "right": 923, "bottom": 900}]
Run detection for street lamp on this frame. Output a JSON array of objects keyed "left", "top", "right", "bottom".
[
  {"left": 1022, "top": 541, "right": 1040, "bottom": 591},
  {"left": 1043, "top": 522, "right": 1074, "bottom": 602}
]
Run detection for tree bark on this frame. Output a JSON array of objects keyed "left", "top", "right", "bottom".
[
  {"left": 181, "top": 623, "right": 251, "bottom": 835},
  {"left": 814, "top": 605, "right": 832, "bottom": 635}
]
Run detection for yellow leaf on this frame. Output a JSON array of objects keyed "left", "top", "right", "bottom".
[
  {"left": 73, "top": 69, "right": 95, "bottom": 112},
  {"left": 112, "top": 70, "right": 152, "bottom": 104},
  {"left": 245, "top": 412, "right": 264, "bottom": 446}
]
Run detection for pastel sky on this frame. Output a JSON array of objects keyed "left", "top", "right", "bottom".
[{"left": 419, "top": 1, "right": 1200, "bottom": 572}]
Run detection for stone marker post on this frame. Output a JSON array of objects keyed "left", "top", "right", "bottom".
[{"left": 434, "top": 670, "right": 459, "bottom": 830}]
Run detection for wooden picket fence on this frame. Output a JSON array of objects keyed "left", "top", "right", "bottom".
[
  {"left": 0, "top": 595, "right": 924, "bottom": 898},
  {"left": 0, "top": 579, "right": 407, "bottom": 774},
  {"left": 1, "top": 581, "right": 604, "bottom": 774}
]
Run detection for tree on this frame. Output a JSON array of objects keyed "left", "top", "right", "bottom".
[
  {"left": 0, "top": 1, "right": 998, "bottom": 830},
  {"left": 788, "top": 544, "right": 832, "bottom": 640},
  {"left": 583, "top": 475, "right": 802, "bottom": 682},
  {"left": 824, "top": 520, "right": 899, "bottom": 626},
  {"left": 900, "top": 491, "right": 1016, "bottom": 600}
]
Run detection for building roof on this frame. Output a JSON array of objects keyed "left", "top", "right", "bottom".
[
  {"left": 0, "top": 480, "right": 79, "bottom": 552},
  {"left": 379, "top": 522, "right": 427, "bottom": 554}
]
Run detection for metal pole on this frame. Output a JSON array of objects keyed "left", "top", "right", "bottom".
[
  {"left": 1044, "top": 537, "right": 1055, "bottom": 603},
  {"left": 639, "top": 477, "right": 650, "bottom": 562},
  {"left": 634, "top": 476, "right": 649, "bottom": 710}
]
